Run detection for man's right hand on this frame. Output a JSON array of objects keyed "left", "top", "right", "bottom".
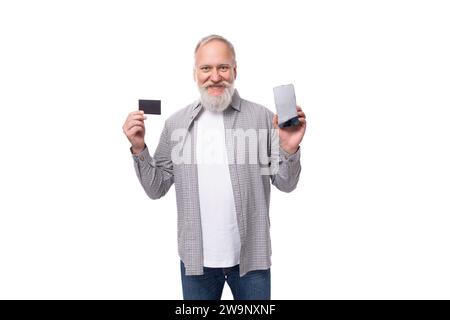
[{"left": 123, "top": 111, "right": 147, "bottom": 154}]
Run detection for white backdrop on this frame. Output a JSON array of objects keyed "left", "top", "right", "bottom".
[{"left": 1, "top": 0, "right": 449, "bottom": 299}]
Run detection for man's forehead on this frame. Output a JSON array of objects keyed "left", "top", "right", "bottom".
[{"left": 195, "top": 40, "right": 234, "bottom": 63}]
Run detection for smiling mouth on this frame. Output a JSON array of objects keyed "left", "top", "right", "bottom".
[
  {"left": 208, "top": 86, "right": 225, "bottom": 90},
  {"left": 207, "top": 86, "right": 225, "bottom": 96}
]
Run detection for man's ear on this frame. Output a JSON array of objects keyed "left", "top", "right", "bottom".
[
  {"left": 193, "top": 68, "right": 196, "bottom": 82},
  {"left": 233, "top": 63, "right": 237, "bottom": 80}
]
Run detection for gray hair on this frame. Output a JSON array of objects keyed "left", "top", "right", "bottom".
[{"left": 194, "top": 34, "right": 236, "bottom": 65}]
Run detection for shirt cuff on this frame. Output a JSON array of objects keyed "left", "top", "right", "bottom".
[
  {"left": 130, "top": 145, "right": 149, "bottom": 163},
  {"left": 279, "top": 146, "right": 301, "bottom": 162}
]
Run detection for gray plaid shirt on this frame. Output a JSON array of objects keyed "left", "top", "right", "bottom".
[{"left": 131, "top": 90, "right": 301, "bottom": 277}]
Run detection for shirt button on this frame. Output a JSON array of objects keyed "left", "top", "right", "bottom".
[{"left": 139, "top": 155, "right": 144, "bottom": 161}]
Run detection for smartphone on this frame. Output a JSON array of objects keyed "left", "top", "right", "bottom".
[
  {"left": 273, "top": 84, "right": 299, "bottom": 128},
  {"left": 139, "top": 99, "right": 161, "bottom": 115}
]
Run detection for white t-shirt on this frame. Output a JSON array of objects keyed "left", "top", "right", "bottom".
[{"left": 196, "top": 108, "right": 241, "bottom": 268}]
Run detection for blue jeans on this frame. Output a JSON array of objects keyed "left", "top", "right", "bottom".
[{"left": 180, "top": 260, "right": 271, "bottom": 300}]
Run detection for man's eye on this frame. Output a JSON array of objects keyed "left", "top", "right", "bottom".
[
  {"left": 201, "top": 66, "right": 210, "bottom": 71},
  {"left": 219, "top": 66, "right": 229, "bottom": 71}
]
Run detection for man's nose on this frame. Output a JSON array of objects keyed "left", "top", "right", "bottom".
[{"left": 210, "top": 69, "right": 222, "bottom": 82}]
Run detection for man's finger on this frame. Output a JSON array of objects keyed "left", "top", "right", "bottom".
[
  {"left": 297, "top": 111, "right": 306, "bottom": 119},
  {"left": 273, "top": 114, "right": 279, "bottom": 129},
  {"left": 125, "top": 120, "right": 145, "bottom": 132},
  {"left": 127, "top": 111, "right": 145, "bottom": 122},
  {"left": 127, "top": 125, "right": 144, "bottom": 136},
  {"left": 129, "top": 120, "right": 145, "bottom": 129},
  {"left": 130, "top": 114, "right": 147, "bottom": 121},
  {"left": 298, "top": 118, "right": 307, "bottom": 127}
]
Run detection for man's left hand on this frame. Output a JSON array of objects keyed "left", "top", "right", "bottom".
[{"left": 273, "top": 106, "right": 307, "bottom": 155}]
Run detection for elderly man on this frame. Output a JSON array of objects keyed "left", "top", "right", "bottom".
[{"left": 122, "top": 35, "right": 306, "bottom": 300}]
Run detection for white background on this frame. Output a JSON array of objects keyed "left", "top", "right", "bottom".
[{"left": 0, "top": 0, "right": 449, "bottom": 299}]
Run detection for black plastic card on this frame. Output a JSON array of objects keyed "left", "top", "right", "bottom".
[{"left": 139, "top": 100, "right": 161, "bottom": 114}]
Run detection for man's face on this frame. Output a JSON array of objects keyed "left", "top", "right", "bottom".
[{"left": 194, "top": 40, "right": 237, "bottom": 97}]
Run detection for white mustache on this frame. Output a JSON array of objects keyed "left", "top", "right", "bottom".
[{"left": 202, "top": 80, "right": 232, "bottom": 89}]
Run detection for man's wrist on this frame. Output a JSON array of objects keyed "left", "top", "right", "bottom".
[
  {"left": 281, "top": 145, "right": 299, "bottom": 155},
  {"left": 131, "top": 145, "right": 145, "bottom": 155}
]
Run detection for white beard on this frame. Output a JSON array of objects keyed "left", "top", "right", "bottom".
[{"left": 198, "top": 82, "right": 235, "bottom": 112}]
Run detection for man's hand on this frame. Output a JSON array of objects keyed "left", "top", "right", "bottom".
[
  {"left": 273, "top": 106, "right": 307, "bottom": 155},
  {"left": 123, "top": 110, "right": 147, "bottom": 154}
]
